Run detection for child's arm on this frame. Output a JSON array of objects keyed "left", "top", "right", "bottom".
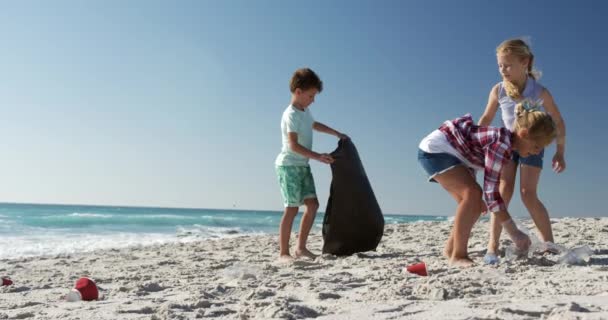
[
  {"left": 484, "top": 137, "right": 531, "bottom": 251},
  {"left": 313, "top": 122, "right": 348, "bottom": 139},
  {"left": 478, "top": 84, "right": 500, "bottom": 126},
  {"left": 540, "top": 88, "right": 567, "bottom": 173},
  {"left": 288, "top": 132, "right": 333, "bottom": 164},
  {"left": 493, "top": 210, "right": 530, "bottom": 250}
]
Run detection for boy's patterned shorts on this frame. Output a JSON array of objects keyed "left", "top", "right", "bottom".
[{"left": 275, "top": 165, "right": 317, "bottom": 207}]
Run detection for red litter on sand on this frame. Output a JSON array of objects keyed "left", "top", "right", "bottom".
[
  {"left": 406, "top": 262, "right": 428, "bottom": 276},
  {"left": 74, "top": 277, "right": 99, "bottom": 301},
  {"left": 2, "top": 277, "right": 13, "bottom": 286}
]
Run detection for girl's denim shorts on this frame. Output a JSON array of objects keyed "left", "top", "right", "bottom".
[
  {"left": 418, "top": 149, "right": 464, "bottom": 183},
  {"left": 512, "top": 149, "right": 544, "bottom": 168}
]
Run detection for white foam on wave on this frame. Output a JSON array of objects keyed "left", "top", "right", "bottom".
[
  {"left": 70, "top": 212, "right": 114, "bottom": 218},
  {"left": 69, "top": 213, "right": 197, "bottom": 220},
  {"left": 0, "top": 232, "right": 173, "bottom": 259},
  {"left": 128, "top": 214, "right": 196, "bottom": 219},
  {"left": 0, "top": 226, "right": 264, "bottom": 260},
  {"left": 199, "top": 215, "right": 237, "bottom": 221}
]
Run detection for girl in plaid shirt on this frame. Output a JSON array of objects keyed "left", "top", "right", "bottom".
[
  {"left": 479, "top": 39, "right": 567, "bottom": 265},
  {"left": 418, "top": 101, "right": 556, "bottom": 267}
]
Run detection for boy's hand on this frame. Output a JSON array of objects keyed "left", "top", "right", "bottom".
[
  {"left": 317, "top": 153, "right": 334, "bottom": 164},
  {"left": 337, "top": 132, "right": 349, "bottom": 140}
]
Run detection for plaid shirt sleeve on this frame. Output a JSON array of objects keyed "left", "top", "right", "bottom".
[{"left": 483, "top": 132, "right": 512, "bottom": 213}]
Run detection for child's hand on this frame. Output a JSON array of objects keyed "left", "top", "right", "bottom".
[
  {"left": 502, "top": 219, "right": 531, "bottom": 253},
  {"left": 317, "top": 154, "right": 334, "bottom": 164},
  {"left": 480, "top": 201, "right": 488, "bottom": 215},
  {"left": 552, "top": 152, "right": 566, "bottom": 173},
  {"left": 512, "top": 231, "right": 531, "bottom": 253},
  {"left": 337, "top": 132, "right": 349, "bottom": 140}
]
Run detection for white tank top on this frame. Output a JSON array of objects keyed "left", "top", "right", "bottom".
[{"left": 497, "top": 78, "right": 545, "bottom": 131}]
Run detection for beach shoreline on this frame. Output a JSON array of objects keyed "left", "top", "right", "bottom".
[{"left": 1, "top": 217, "right": 607, "bottom": 319}]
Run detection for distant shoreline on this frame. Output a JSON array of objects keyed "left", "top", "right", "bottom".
[{"left": 0, "top": 201, "right": 448, "bottom": 217}]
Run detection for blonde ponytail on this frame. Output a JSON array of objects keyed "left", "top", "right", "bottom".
[{"left": 513, "top": 100, "right": 556, "bottom": 146}]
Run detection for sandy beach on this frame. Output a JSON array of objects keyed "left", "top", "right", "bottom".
[{"left": 1, "top": 217, "right": 607, "bottom": 319}]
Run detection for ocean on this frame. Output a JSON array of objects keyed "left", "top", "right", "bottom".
[{"left": 0, "top": 203, "right": 446, "bottom": 259}]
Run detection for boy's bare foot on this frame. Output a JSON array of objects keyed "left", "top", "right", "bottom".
[
  {"left": 295, "top": 248, "right": 317, "bottom": 259},
  {"left": 449, "top": 257, "right": 475, "bottom": 268},
  {"left": 278, "top": 255, "right": 294, "bottom": 263}
]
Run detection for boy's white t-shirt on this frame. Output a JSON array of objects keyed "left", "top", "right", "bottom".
[{"left": 275, "top": 105, "right": 314, "bottom": 166}]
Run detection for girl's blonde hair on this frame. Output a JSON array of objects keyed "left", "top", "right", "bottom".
[
  {"left": 497, "top": 39, "right": 542, "bottom": 99},
  {"left": 513, "top": 100, "right": 556, "bottom": 146}
]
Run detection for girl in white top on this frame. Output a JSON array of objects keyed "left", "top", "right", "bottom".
[{"left": 478, "top": 39, "right": 567, "bottom": 264}]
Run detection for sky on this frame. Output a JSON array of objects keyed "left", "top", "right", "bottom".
[{"left": 0, "top": 1, "right": 606, "bottom": 217}]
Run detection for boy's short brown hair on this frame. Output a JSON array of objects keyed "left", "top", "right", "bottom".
[{"left": 289, "top": 68, "right": 323, "bottom": 93}]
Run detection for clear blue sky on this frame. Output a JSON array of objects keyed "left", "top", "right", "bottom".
[{"left": 0, "top": 1, "right": 606, "bottom": 217}]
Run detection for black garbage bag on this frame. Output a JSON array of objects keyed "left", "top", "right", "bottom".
[{"left": 322, "top": 138, "right": 384, "bottom": 256}]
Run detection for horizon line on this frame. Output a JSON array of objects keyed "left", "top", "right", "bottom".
[{"left": 0, "top": 201, "right": 447, "bottom": 217}]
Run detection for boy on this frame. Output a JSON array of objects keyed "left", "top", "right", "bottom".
[{"left": 275, "top": 68, "right": 347, "bottom": 262}]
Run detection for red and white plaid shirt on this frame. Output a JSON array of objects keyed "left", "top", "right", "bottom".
[{"left": 439, "top": 114, "right": 513, "bottom": 213}]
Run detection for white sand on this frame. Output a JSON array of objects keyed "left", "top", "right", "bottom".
[{"left": 1, "top": 217, "right": 608, "bottom": 319}]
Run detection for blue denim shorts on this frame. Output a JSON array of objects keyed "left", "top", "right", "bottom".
[
  {"left": 418, "top": 149, "right": 464, "bottom": 183},
  {"left": 512, "top": 149, "right": 544, "bottom": 168}
]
